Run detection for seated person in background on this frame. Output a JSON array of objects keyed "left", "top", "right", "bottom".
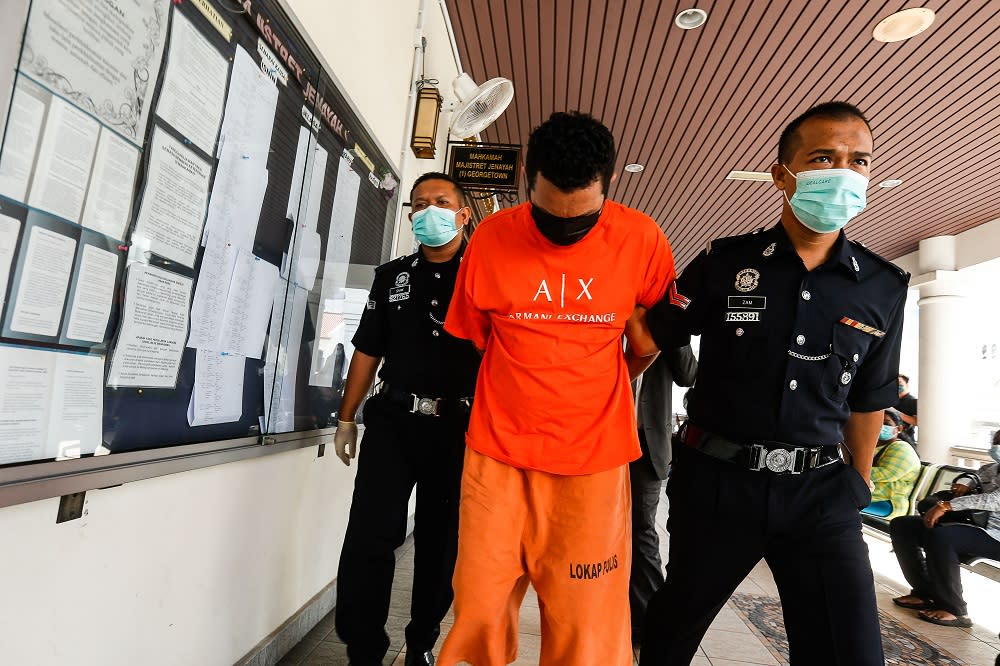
[
  {"left": 916, "top": 472, "right": 986, "bottom": 525},
  {"left": 890, "top": 483, "right": 1000, "bottom": 627},
  {"left": 865, "top": 411, "right": 921, "bottom": 519}
]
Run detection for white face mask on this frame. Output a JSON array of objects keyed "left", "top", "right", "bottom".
[{"left": 990, "top": 444, "right": 1000, "bottom": 464}]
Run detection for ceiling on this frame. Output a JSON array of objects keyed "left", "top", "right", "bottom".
[{"left": 445, "top": 0, "right": 1000, "bottom": 269}]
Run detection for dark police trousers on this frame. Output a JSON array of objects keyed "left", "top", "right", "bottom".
[
  {"left": 641, "top": 446, "right": 884, "bottom": 666},
  {"left": 335, "top": 394, "right": 468, "bottom": 664}
]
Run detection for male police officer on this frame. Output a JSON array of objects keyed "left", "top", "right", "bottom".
[
  {"left": 639, "top": 102, "right": 908, "bottom": 665},
  {"left": 333, "top": 172, "right": 480, "bottom": 666}
]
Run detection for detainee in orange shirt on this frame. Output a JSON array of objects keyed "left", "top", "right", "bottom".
[{"left": 437, "top": 112, "right": 675, "bottom": 666}]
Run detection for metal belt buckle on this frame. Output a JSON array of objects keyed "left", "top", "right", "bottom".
[
  {"left": 764, "top": 447, "right": 795, "bottom": 473},
  {"left": 412, "top": 395, "right": 440, "bottom": 416}
]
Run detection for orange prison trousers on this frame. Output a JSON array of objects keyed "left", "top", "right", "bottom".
[{"left": 437, "top": 448, "right": 633, "bottom": 666}]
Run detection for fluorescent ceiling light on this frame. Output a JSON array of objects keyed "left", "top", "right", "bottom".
[
  {"left": 624, "top": 163, "right": 644, "bottom": 173},
  {"left": 726, "top": 170, "right": 772, "bottom": 182},
  {"left": 879, "top": 179, "right": 903, "bottom": 188},
  {"left": 873, "top": 8, "right": 935, "bottom": 43}
]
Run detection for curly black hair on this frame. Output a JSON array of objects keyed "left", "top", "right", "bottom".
[
  {"left": 526, "top": 111, "right": 616, "bottom": 194},
  {"left": 777, "top": 101, "right": 872, "bottom": 164},
  {"left": 409, "top": 171, "right": 467, "bottom": 203}
]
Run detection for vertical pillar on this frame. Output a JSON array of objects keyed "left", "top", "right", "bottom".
[{"left": 914, "top": 236, "right": 969, "bottom": 463}]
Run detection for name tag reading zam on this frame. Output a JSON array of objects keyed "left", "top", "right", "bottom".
[
  {"left": 389, "top": 285, "right": 410, "bottom": 302},
  {"left": 727, "top": 296, "right": 766, "bottom": 309}
]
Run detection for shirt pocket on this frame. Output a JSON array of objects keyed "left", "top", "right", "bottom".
[
  {"left": 719, "top": 326, "right": 769, "bottom": 381},
  {"left": 825, "top": 323, "right": 875, "bottom": 401}
]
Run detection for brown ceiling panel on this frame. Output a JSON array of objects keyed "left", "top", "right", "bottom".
[{"left": 445, "top": 0, "right": 1000, "bottom": 269}]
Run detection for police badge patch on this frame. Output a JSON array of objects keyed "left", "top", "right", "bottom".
[
  {"left": 734, "top": 268, "right": 760, "bottom": 292},
  {"left": 396, "top": 272, "right": 410, "bottom": 286}
]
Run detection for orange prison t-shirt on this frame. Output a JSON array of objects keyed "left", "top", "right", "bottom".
[{"left": 444, "top": 200, "right": 676, "bottom": 475}]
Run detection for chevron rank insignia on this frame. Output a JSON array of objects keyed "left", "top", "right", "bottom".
[
  {"left": 668, "top": 282, "right": 691, "bottom": 310},
  {"left": 840, "top": 316, "right": 885, "bottom": 337}
]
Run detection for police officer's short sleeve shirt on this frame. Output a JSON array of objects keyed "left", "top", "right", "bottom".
[
  {"left": 353, "top": 247, "right": 480, "bottom": 398},
  {"left": 647, "top": 223, "right": 909, "bottom": 446}
]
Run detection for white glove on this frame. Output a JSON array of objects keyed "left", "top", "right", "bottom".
[{"left": 334, "top": 420, "right": 359, "bottom": 466}]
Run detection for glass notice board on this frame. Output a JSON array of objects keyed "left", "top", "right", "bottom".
[{"left": 0, "top": 0, "right": 400, "bottom": 466}]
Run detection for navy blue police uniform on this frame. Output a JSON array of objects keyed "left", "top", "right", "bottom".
[
  {"left": 335, "top": 247, "right": 480, "bottom": 665},
  {"left": 640, "top": 223, "right": 908, "bottom": 666}
]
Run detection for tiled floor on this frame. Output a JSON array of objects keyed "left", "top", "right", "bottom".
[{"left": 279, "top": 493, "right": 1000, "bottom": 665}]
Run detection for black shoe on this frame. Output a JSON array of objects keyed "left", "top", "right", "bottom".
[{"left": 404, "top": 649, "right": 435, "bottom": 666}]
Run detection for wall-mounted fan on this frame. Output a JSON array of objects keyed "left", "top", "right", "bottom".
[{"left": 449, "top": 73, "right": 514, "bottom": 139}]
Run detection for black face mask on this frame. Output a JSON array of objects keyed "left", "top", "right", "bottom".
[{"left": 530, "top": 203, "right": 603, "bottom": 246}]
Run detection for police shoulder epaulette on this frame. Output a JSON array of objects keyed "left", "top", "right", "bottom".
[
  {"left": 705, "top": 228, "right": 765, "bottom": 255},
  {"left": 852, "top": 241, "right": 910, "bottom": 283}
]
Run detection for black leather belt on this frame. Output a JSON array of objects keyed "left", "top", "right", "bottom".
[
  {"left": 377, "top": 383, "right": 472, "bottom": 417},
  {"left": 685, "top": 425, "right": 844, "bottom": 475}
]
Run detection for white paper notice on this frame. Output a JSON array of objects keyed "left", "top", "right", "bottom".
[
  {"left": 293, "top": 229, "right": 321, "bottom": 289},
  {"left": 302, "top": 144, "right": 328, "bottom": 234},
  {"left": 27, "top": 96, "right": 100, "bottom": 224},
  {"left": 187, "top": 349, "right": 244, "bottom": 426},
  {"left": 65, "top": 245, "right": 119, "bottom": 343},
  {"left": 309, "top": 157, "right": 360, "bottom": 379},
  {"left": 219, "top": 46, "right": 278, "bottom": 159},
  {"left": 186, "top": 237, "right": 238, "bottom": 349},
  {"left": 202, "top": 145, "right": 268, "bottom": 250},
  {"left": 132, "top": 129, "right": 212, "bottom": 267},
  {"left": 286, "top": 126, "right": 312, "bottom": 221},
  {"left": 10, "top": 226, "right": 76, "bottom": 336},
  {"left": 155, "top": 11, "right": 230, "bottom": 155},
  {"left": 218, "top": 251, "right": 279, "bottom": 358},
  {"left": 0, "top": 347, "right": 102, "bottom": 464},
  {"left": 0, "top": 2, "right": 30, "bottom": 140},
  {"left": 0, "top": 215, "right": 22, "bottom": 308},
  {"left": 22, "top": 0, "right": 170, "bottom": 144},
  {"left": 0, "top": 77, "right": 46, "bottom": 201},
  {"left": 47, "top": 352, "right": 103, "bottom": 459},
  {"left": 322, "top": 155, "right": 361, "bottom": 290},
  {"left": 107, "top": 264, "right": 192, "bottom": 388},
  {"left": 264, "top": 280, "right": 307, "bottom": 433},
  {"left": 0, "top": 346, "right": 52, "bottom": 464},
  {"left": 80, "top": 128, "right": 140, "bottom": 240}
]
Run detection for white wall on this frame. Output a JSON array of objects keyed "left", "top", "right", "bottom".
[
  {"left": 0, "top": 447, "right": 353, "bottom": 665},
  {"left": 0, "top": 1, "right": 462, "bottom": 664}
]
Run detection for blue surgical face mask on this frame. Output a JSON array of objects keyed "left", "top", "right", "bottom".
[
  {"left": 990, "top": 444, "right": 1000, "bottom": 464},
  {"left": 412, "top": 205, "right": 463, "bottom": 247},
  {"left": 783, "top": 166, "right": 868, "bottom": 234},
  {"left": 878, "top": 425, "right": 896, "bottom": 441}
]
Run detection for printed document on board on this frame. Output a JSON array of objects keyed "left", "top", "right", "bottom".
[
  {"left": 0, "top": 347, "right": 103, "bottom": 465},
  {"left": 155, "top": 10, "right": 230, "bottom": 155},
  {"left": 107, "top": 264, "right": 192, "bottom": 388},
  {"left": 187, "top": 349, "right": 244, "bottom": 426},
  {"left": 132, "top": 128, "right": 212, "bottom": 268}
]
